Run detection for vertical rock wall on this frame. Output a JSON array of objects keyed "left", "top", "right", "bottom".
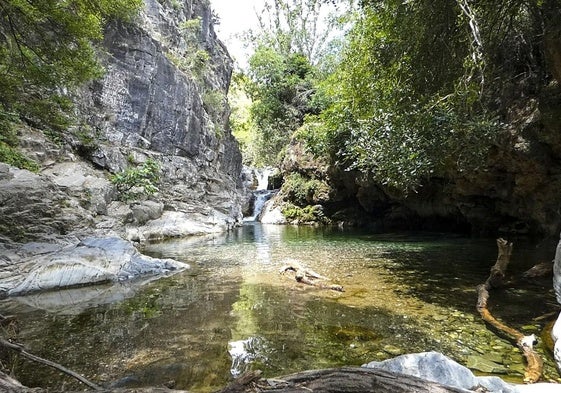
[{"left": 75, "top": 0, "right": 244, "bottom": 238}]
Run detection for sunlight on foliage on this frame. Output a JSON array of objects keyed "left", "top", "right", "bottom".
[
  {"left": 110, "top": 159, "right": 161, "bottom": 202},
  {"left": 0, "top": 0, "right": 142, "bottom": 165},
  {"left": 302, "top": 0, "right": 510, "bottom": 193}
]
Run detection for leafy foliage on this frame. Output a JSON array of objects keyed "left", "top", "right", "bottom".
[
  {"left": 0, "top": 0, "right": 142, "bottom": 161},
  {"left": 232, "top": 0, "right": 353, "bottom": 167},
  {"left": 110, "top": 159, "right": 161, "bottom": 201},
  {"left": 0, "top": 110, "right": 39, "bottom": 171},
  {"left": 282, "top": 203, "right": 328, "bottom": 224},
  {"left": 280, "top": 172, "right": 331, "bottom": 205},
  {"left": 244, "top": 46, "right": 321, "bottom": 165},
  {"left": 303, "top": 0, "right": 517, "bottom": 192},
  {"left": 248, "top": 0, "right": 334, "bottom": 64}
]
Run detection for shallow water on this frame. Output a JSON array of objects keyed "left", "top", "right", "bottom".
[{"left": 2, "top": 225, "right": 559, "bottom": 391}]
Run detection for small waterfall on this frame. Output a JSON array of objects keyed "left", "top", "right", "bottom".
[
  {"left": 256, "top": 167, "right": 272, "bottom": 191},
  {"left": 244, "top": 167, "right": 277, "bottom": 222}
]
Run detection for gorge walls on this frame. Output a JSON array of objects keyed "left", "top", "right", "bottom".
[{"left": 0, "top": 0, "right": 244, "bottom": 244}]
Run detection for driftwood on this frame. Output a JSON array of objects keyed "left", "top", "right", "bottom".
[
  {"left": 476, "top": 238, "right": 543, "bottom": 383},
  {"left": 0, "top": 338, "right": 102, "bottom": 390},
  {"left": 0, "top": 314, "right": 16, "bottom": 327},
  {"left": 280, "top": 260, "right": 344, "bottom": 292},
  {"left": 215, "top": 367, "right": 468, "bottom": 393},
  {"left": 522, "top": 260, "right": 554, "bottom": 280}
]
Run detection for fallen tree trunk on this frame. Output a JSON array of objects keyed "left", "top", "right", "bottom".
[
  {"left": 280, "top": 260, "right": 344, "bottom": 292},
  {"left": 0, "top": 371, "right": 31, "bottom": 393},
  {"left": 476, "top": 238, "right": 543, "bottom": 383},
  {"left": 216, "top": 367, "right": 468, "bottom": 393}
]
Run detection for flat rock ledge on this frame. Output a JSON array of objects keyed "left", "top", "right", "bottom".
[{"left": 0, "top": 237, "right": 188, "bottom": 297}]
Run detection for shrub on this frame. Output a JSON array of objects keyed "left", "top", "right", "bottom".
[
  {"left": 110, "top": 159, "right": 160, "bottom": 201},
  {"left": 282, "top": 203, "right": 328, "bottom": 224},
  {"left": 281, "top": 172, "right": 331, "bottom": 206}
]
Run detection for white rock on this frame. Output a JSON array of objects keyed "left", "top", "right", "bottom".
[{"left": 6, "top": 237, "right": 187, "bottom": 296}]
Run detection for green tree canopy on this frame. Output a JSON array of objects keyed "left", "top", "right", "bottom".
[
  {"left": 236, "top": 0, "right": 353, "bottom": 166},
  {"left": 302, "top": 0, "right": 555, "bottom": 192},
  {"left": 245, "top": 45, "right": 319, "bottom": 164},
  {"left": 0, "top": 0, "right": 142, "bottom": 132}
]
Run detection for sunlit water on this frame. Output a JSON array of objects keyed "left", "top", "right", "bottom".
[{"left": 2, "top": 224, "right": 559, "bottom": 391}]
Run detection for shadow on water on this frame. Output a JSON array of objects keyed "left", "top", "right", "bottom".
[{"left": 2, "top": 225, "right": 559, "bottom": 391}]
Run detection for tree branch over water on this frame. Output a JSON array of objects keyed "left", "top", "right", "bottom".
[
  {"left": 0, "top": 337, "right": 102, "bottom": 390},
  {"left": 476, "top": 238, "right": 543, "bottom": 383}
]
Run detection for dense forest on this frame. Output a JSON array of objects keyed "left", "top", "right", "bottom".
[{"left": 233, "top": 0, "right": 561, "bottom": 237}]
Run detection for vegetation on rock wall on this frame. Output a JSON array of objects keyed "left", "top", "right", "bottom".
[
  {"left": 110, "top": 159, "right": 161, "bottom": 202},
  {"left": 231, "top": 0, "right": 561, "bottom": 233},
  {"left": 0, "top": 0, "right": 142, "bottom": 168}
]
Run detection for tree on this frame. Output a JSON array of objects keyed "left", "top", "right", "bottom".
[
  {"left": 303, "top": 0, "right": 555, "bottom": 193},
  {"left": 235, "top": 0, "right": 354, "bottom": 166},
  {"left": 0, "top": 0, "right": 142, "bottom": 167},
  {"left": 248, "top": 0, "right": 334, "bottom": 65},
  {"left": 245, "top": 45, "right": 318, "bottom": 165}
]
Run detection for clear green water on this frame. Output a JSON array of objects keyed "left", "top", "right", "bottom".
[{"left": 2, "top": 225, "right": 559, "bottom": 391}]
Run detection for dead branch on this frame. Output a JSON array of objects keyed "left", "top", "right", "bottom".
[
  {"left": 522, "top": 260, "right": 554, "bottom": 280},
  {"left": 0, "top": 338, "right": 102, "bottom": 390},
  {"left": 280, "top": 260, "right": 344, "bottom": 292},
  {"left": 476, "top": 238, "right": 543, "bottom": 383}
]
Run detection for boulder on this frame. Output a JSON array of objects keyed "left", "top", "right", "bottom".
[
  {"left": 126, "top": 210, "right": 235, "bottom": 242},
  {"left": 0, "top": 164, "right": 93, "bottom": 241},
  {"left": 2, "top": 237, "right": 187, "bottom": 297},
  {"left": 363, "top": 352, "right": 559, "bottom": 393}
]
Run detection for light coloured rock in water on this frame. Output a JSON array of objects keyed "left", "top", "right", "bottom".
[
  {"left": 259, "top": 194, "right": 287, "bottom": 224},
  {"left": 363, "top": 351, "right": 559, "bottom": 393},
  {"left": 9, "top": 275, "right": 166, "bottom": 315},
  {"left": 126, "top": 210, "right": 235, "bottom": 242},
  {"left": 4, "top": 237, "right": 187, "bottom": 296}
]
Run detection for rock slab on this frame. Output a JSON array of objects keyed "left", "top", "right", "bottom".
[{"left": 3, "top": 237, "right": 187, "bottom": 297}]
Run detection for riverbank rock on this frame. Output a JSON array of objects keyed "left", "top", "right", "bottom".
[
  {"left": 126, "top": 210, "right": 236, "bottom": 242},
  {"left": 259, "top": 194, "right": 287, "bottom": 224},
  {"left": 1, "top": 237, "right": 187, "bottom": 297},
  {"left": 0, "top": 163, "right": 94, "bottom": 241},
  {"left": 363, "top": 351, "right": 559, "bottom": 393}
]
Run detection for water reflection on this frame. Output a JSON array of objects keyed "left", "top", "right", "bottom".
[
  {"left": 228, "top": 337, "right": 268, "bottom": 377},
  {"left": 2, "top": 225, "right": 559, "bottom": 391}
]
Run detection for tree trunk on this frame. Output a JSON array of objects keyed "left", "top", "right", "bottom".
[
  {"left": 216, "top": 368, "right": 468, "bottom": 393},
  {"left": 476, "top": 238, "right": 543, "bottom": 383}
]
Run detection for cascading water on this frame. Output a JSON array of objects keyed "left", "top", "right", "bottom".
[{"left": 244, "top": 168, "right": 278, "bottom": 222}]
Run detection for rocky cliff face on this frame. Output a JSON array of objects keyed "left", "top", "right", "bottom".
[
  {"left": 0, "top": 0, "right": 243, "bottom": 295},
  {"left": 0, "top": 0, "right": 243, "bottom": 243},
  {"left": 73, "top": 0, "right": 243, "bottom": 240}
]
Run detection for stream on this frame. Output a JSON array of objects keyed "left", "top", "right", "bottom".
[{"left": 2, "top": 225, "right": 559, "bottom": 391}]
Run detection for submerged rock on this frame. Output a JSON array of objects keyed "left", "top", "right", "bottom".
[{"left": 2, "top": 237, "right": 187, "bottom": 297}]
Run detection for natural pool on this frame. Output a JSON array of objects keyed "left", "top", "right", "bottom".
[{"left": 2, "top": 224, "right": 560, "bottom": 391}]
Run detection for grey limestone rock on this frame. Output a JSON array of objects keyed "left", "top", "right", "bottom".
[
  {"left": 4, "top": 237, "right": 187, "bottom": 297},
  {"left": 363, "top": 352, "right": 559, "bottom": 393}
]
